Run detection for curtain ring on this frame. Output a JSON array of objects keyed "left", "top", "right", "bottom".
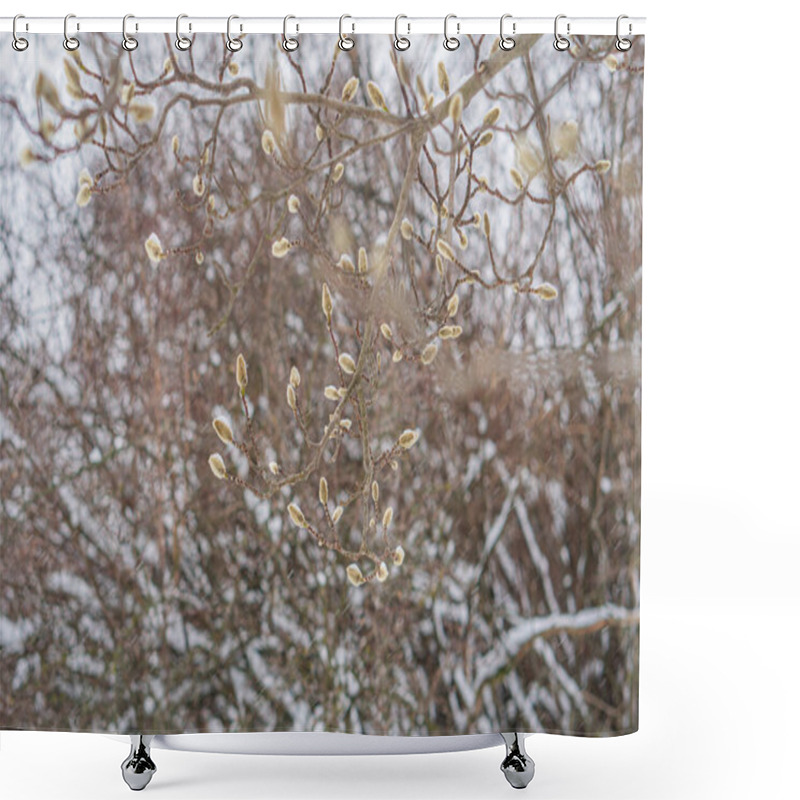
[
  {"left": 226, "top": 15, "right": 243, "bottom": 52},
  {"left": 394, "top": 14, "right": 410, "bottom": 51},
  {"left": 338, "top": 15, "right": 354, "bottom": 50},
  {"left": 499, "top": 14, "right": 516, "bottom": 51},
  {"left": 63, "top": 13, "right": 80, "bottom": 51},
  {"left": 122, "top": 15, "right": 139, "bottom": 51},
  {"left": 553, "top": 14, "right": 570, "bottom": 51},
  {"left": 175, "top": 14, "right": 192, "bottom": 51},
  {"left": 12, "top": 14, "right": 29, "bottom": 51},
  {"left": 282, "top": 15, "right": 299, "bottom": 51},
  {"left": 443, "top": 14, "right": 460, "bottom": 51},
  {"left": 615, "top": 14, "right": 632, "bottom": 51}
]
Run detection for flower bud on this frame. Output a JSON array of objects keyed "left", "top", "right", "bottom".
[
  {"left": 436, "top": 240, "right": 455, "bottom": 262},
  {"left": 332, "top": 506, "right": 343, "bottom": 523},
  {"left": 367, "top": 81, "right": 388, "bottom": 112},
  {"left": 338, "top": 353, "right": 356, "bottom": 374},
  {"left": 332, "top": 162, "right": 345, "bottom": 183},
  {"left": 321, "top": 282, "right": 333, "bottom": 322},
  {"left": 398, "top": 429, "right": 419, "bottom": 449},
  {"left": 448, "top": 92, "right": 463, "bottom": 125},
  {"left": 400, "top": 219, "right": 413, "bottom": 240},
  {"left": 446, "top": 293, "right": 459, "bottom": 317},
  {"left": 208, "top": 453, "right": 227, "bottom": 479},
  {"left": 510, "top": 168, "right": 525, "bottom": 190},
  {"left": 357, "top": 247, "right": 368, "bottom": 274},
  {"left": 316, "top": 124, "right": 325, "bottom": 142},
  {"left": 380, "top": 323, "right": 393, "bottom": 340},
  {"left": 287, "top": 194, "right": 300, "bottom": 213},
  {"left": 213, "top": 417, "right": 233, "bottom": 444},
  {"left": 269, "top": 461, "right": 279, "bottom": 475},
  {"left": 341, "top": 76, "right": 360, "bottom": 102},
  {"left": 272, "top": 238, "right": 291, "bottom": 258},
  {"left": 483, "top": 107, "right": 501, "bottom": 127},
  {"left": 172, "top": 135, "right": 180, "bottom": 155},
  {"left": 289, "top": 366, "right": 301, "bottom": 388},
  {"left": 286, "top": 383, "right": 297, "bottom": 410},
  {"left": 533, "top": 283, "right": 559, "bottom": 301},
  {"left": 192, "top": 174, "right": 205, "bottom": 197},
  {"left": 288, "top": 503, "right": 308, "bottom": 528},
  {"left": 319, "top": 477, "right": 329, "bottom": 505},
  {"left": 324, "top": 385, "right": 340, "bottom": 401},
  {"left": 261, "top": 129, "right": 276, "bottom": 156},
  {"left": 421, "top": 343, "right": 438, "bottom": 365},
  {"left": 437, "top": 61, "right": 449, "bottom": 94},
  {"left": 391, "top": 545, "right": 405, "bottom": 565},
  {"left": 595, "top": 159, "right": 612, "bottom": 174},
  {"left": 145, "top": 233, "right": 165, "bottom": 265},
  {"left": 483, "top": 212, "right": 491, "bottom": 238},
  {"left": 371, "top": 481, "right": 379, "bottom": 503},
  {"left": 346, "top": 563, "right": 365, "bottom": 586},
  {"left": 236, "top": 353, "right": 248, "bottom": 393},
  {"left": 392, "top": 350, "right": 403, "bottom": 363},
  {"left": 604, "top": 54, "right": 618, "bottom": 72},
  {"left": 228, "top": 61, "right": 240, "bottom": 77},
  {"left": 382, "top": 507, "right": 393, "bottom": 529},
  {"left": 376, "top": 562, "right": 389, "bottom": 582}
]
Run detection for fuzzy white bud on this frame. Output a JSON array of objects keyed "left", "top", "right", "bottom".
[
  {"left": 272, "top": 238, "right": 291, "bottom": 258},
  {"left": 338, "top": 353, "right": 356, "bottom": 374},
  {"left": 208, "top": 453, "right": 227, "bottom": 479},
  {"left": 236, "top": 354, "right": 248, "bottom": 393},
  {"left": 341, "top": 76, "right": 360, "bottom": 102},
  {"left": 398, "top": 429, "right": 419, "bottom": 449},
  {"left": 213, "top": 417, "right": 233, "bottom": 444},
  {"left": 346, "top": 563, "right": 365, "bottom": 586},
  {"left": 391, "top": 545, "right": 405, "bottom": 565},
  {"left": 287, "top": 503, "right": 308, "bottom": 528}
]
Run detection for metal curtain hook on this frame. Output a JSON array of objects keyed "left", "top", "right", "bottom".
[
  {"left": 553, "top": 14, "right": 570, "bottom": 51},
  {"left": 282, "top": 15, "right": 299, "bottom": 51},
  {"left": 175, "top": 14, "right": 192, "bottom": 50},
  {"left": 338, "top": 15, "right": 354, "bottom": 50},
  {"left": 443, "top": 14, "right": 460, "bottom": 51},
  {"left": 616, "top": 14, "right": 632, "bottom": 51},
  {"left": 226, "top": 15, "right": 243, "bottom": 52},
  {"left": 122, "top": 15, "right": 139, "bottom": 51},
  {"left": 499, "top": 14, "right": 516, "bottom": 51},
  {"left": 12, "top": 14, "right": 29, "bottom": 51},
  {"left": 394, "top": 14, "right": 410, "bottom": 51},
  {"left": 63, "top": 13, "right": 79, "bottom": 51}
]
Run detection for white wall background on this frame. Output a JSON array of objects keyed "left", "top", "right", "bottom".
[{"left": 2, "top": 1, "right": 798, "bottom": 798}]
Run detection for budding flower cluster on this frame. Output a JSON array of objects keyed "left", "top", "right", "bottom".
[
  {"left": 438, "top": 325, "right": 463, "bottom": 339},
  {"left": 287, "top": 503, "right": 308, "bottom": 528},
  {"left": 324, "top": 385, "right": 340, "bottom": 401},
  {"left": 208, "top": 453, "right": 227, "bottom": 479},
  {"left": 213, "top": 417, "right": 233, "bottom": 444}
]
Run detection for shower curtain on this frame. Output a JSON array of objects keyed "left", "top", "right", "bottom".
[{"left": 0, "top": 27, "right": 643, "bottom": 737}]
